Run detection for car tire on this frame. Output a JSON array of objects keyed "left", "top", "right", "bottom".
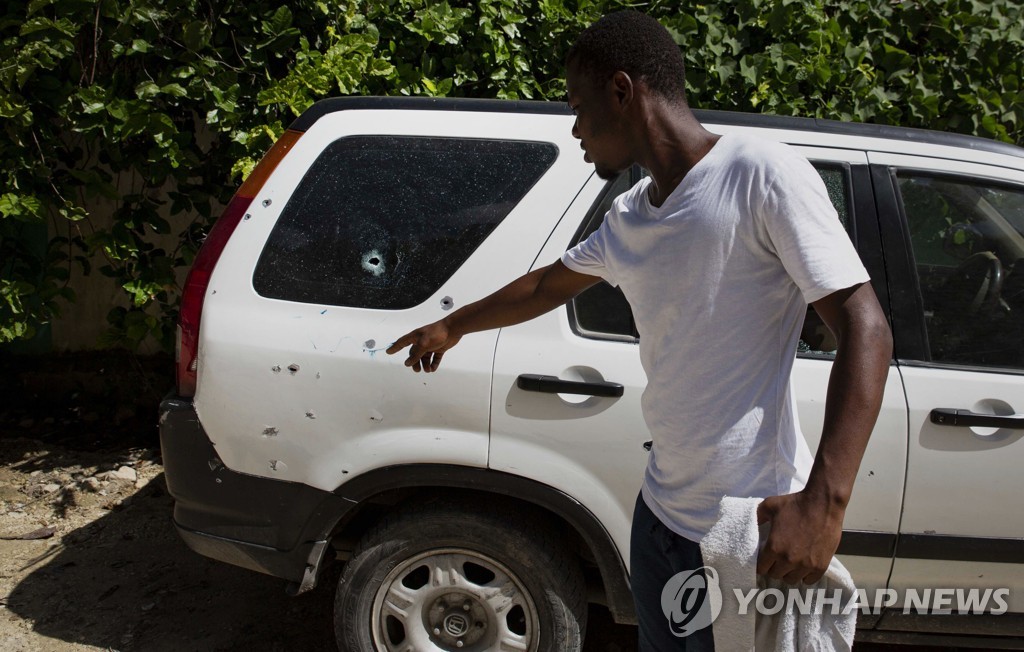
[{"left": 334, "top": 499, "right": 587, "bottom": 652}]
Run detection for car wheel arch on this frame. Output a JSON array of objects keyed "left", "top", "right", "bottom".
[{"left": 323, "top": 463, "right": 637, "bottom": 626}]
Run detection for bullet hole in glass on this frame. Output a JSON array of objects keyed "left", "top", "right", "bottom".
[
  {"left": 251, "top": 137, "right": 557, "bottom": 309},
  {"left": 441, "top": 296, "right": 454, "bottom": 311},
  {"left": 361, "top": 250, "right": 386, "bottom": 277}
]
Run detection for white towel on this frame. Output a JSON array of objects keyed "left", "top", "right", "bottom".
[{"left": 699, "top": 497, "right": 857, "bottom": 651}]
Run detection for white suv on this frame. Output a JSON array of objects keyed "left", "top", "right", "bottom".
[{"left": 160, "top": 97, "right": 1024, "bottom": 650}]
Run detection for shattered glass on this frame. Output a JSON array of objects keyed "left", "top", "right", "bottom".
[
  {"left": 816, "top": 167, "right": 849, "bottom": 228},
  {"left": 254, "top": 136, "right": 557, "bottom": 309}
]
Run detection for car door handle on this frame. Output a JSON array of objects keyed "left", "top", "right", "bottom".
[
  {"left": 930, "top": 408, "right": 1024, "bottom": 429},
  {"left": 516, "top": 374, "right": 624, "bottom": 398}
]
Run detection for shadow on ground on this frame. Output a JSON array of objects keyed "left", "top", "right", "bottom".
[
  {"left": 3, "top": 469, "right": 638, "bottom": 651},
  {"left": 5, "top": 472, "right": 339, "bottom": 651}
]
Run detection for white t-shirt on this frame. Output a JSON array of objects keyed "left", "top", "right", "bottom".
[{"left": 561, "top": 132, "right": 869, "bottom": 542}]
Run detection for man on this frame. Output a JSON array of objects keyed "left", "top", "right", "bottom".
[{"left": 387, "top": 10, "right": 892, "bottom": 650}]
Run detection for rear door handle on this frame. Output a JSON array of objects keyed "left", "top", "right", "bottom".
[
  {"left": 516, "top": 374, "right": 624, "bottom": 398},
  {"left": 930, "top": 408, "right": 1024, "bottom": 429}
]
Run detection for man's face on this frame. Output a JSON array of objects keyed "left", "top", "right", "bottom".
[{"left": 566, "top": 62, "right": 632, "bottom": 180}]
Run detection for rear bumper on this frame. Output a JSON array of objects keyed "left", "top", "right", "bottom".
[{"left": 159, "top": 395, "right": 354, "bottom": 591}]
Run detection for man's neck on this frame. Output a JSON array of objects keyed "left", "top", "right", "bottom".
[{"left": 636, "top": 103, "right": 720, "bottom": 207}]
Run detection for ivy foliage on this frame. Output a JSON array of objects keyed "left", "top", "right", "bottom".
[{"left": 1, "top": 0, "right": 1022, "bottom": 349}]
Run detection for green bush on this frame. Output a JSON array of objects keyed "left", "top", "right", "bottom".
[{"left": 1, "top": 0, "right": 1022, "bottom": 349}]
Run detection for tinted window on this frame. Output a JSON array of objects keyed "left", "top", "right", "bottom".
[
  {"left": 818, "top": 167, "right": 850, "bottom": 229},
  {"left": 254, "top": 136, "right": 557, "bottom": 309},
  {"left": 571, "top": 171, "right": 637, "bottom": 339},
  {"left": 899, "top": 173, "right": 1024, "bottom": 369},
  {"left": 570, "top": 163, "right": 855, "bottom": 354},
  {"left": 798, "top": 164, "right": 854, "bottom": 356}
]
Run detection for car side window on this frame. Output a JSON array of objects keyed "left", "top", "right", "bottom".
[
  {"left": 898, "top": 172, "right": 1024, "bottom": 369},
  {"left": 798, "top": 165, "right": 853, "bottom": 357},
  {"left": 569, "top": 171, "right": 637, "bottom": 340},
  {"left": 253, "top": 136, "right": 557, "bottom": 310},
  {"left": 569, "top": 162, "right": 856, "bottom": 356}
]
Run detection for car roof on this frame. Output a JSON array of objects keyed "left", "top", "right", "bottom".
[{"left": 290, "top": 96, "right": 1024, "bottom": 163}]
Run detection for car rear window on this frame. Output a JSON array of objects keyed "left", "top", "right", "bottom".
[{"left": 253, "top": 136, "right": 557, "bottom": 309}]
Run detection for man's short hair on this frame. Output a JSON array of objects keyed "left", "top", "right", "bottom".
[{"left": 567, "top": 10, "right": 687, "bottom": 102}]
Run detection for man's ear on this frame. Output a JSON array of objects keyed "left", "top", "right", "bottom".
[{"left": 610, "top": 71, "right": 634, "bottom": 110}]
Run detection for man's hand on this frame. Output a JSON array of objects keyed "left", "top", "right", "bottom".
[
  {"left": 756, "top": 491, "right": 844, "bottom": 585},
  {"left": 754, "top": 282, "right": 891, "bottom": 585},
  {"left": 386, "top": 319, "right": 461, "bottom": 372}
]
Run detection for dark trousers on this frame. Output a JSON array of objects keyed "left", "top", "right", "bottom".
[{"left": 630, "top": 493, "right": 716, "bottom": 651}]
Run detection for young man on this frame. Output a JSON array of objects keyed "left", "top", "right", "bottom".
[{"left": 387, "top": 10, "right": 892, "bottom": 650}]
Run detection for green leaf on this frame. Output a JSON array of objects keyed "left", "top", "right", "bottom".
[
  {"left": 263, "top": 6, "right": 294, "bottom": 36},
  {"left": 59, "top": 202, "right": 88, "bottom": 222},
  {"left": 183, "top": 21, "right": 211, "bottom": 50},
  {"left": 814, "top": 60, "right": 832, "bottom": 85},
  {"left": 370, "top": 58, "right": 395, "bottom": 76},
  {"left": 0, "top": 194, "right": 43, "bottom": 221},
  {"left": 135, "top": 81, "right": 161, "bottom": 99},
  {"left": 160, "top": 83, "right": 188, "bottom": 97},
  {"left": 27, "top": 0, "right": 57, "bottom": 16}
]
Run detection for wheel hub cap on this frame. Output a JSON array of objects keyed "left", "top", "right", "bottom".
[
  {"left": 443, "top": 613, "right": 469, "bottom": 637},
  {"left": 370, "top": 549, "right": 539, "bottom": 651}
]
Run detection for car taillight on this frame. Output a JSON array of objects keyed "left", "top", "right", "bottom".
[{"left": 176, "top": 130, "right": 302, "bottom": 397}]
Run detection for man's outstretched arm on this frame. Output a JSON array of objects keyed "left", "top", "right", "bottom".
[
  {"left": 386, "top": 261, "right": 600, "bottom": 372},
  {"left": 757, "top": 281, "right": 893, "bottom": 584}
]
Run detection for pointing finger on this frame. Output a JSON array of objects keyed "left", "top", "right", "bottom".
[{"left": 386, "top": 333, "right": 416, "bottom": 355}]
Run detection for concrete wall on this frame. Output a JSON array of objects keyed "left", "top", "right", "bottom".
[{"left": 48, "top": 181, "right": 198, "bottom": 354}]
